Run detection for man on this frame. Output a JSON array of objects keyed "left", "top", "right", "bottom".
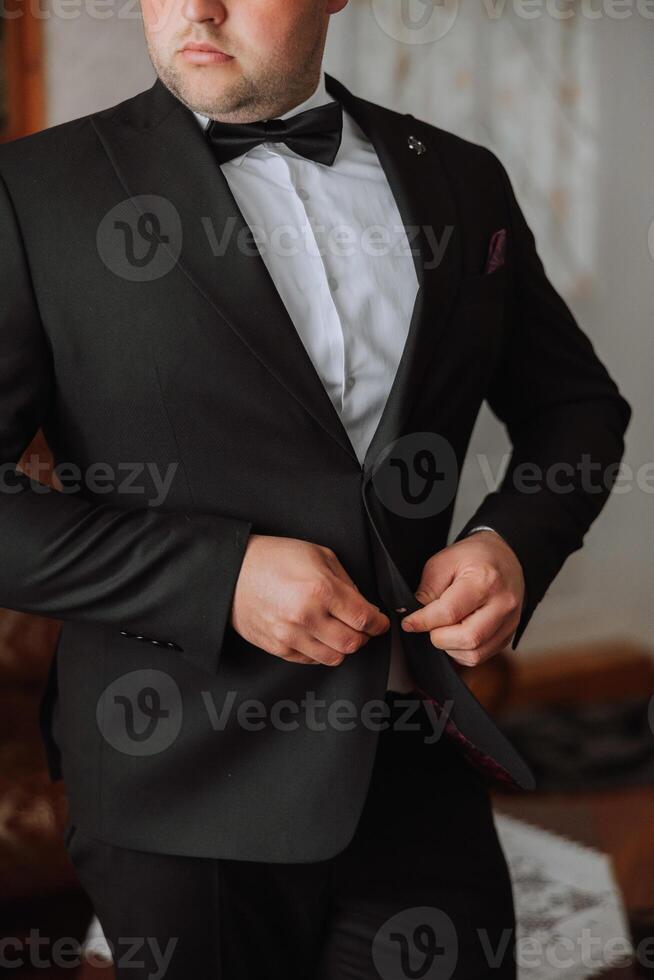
[{"left": 0, "top": 0, "right": 631, "bottom": 976}]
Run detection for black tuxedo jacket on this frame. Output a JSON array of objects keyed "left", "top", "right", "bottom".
[{"left": 0, "top": 73, "right": 631, "bottom": 861}]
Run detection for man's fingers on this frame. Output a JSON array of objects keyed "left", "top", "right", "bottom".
[
  {"left": 328, "top": 582, "right": 390, "bottom": 636},
  {"left": 275, "top": 631, "right": 346, "bottom": 667},
  {"left": 423, "top": 599, "right": 508, "bottom": 654},
  {"left": 402, "top": 575, "right": 486, "bottom": 633},
  {"left": 282, "top": 651, "right": 321, "bottom": 665},
  {"left": 414, "top": 551, "right": 455, "bottom": 604},
  {"left": 319, "top": 549, "right": 386, "bottom": 634},
  {"left": 312, "top": 616, "right": 371, "bottom": 655},
  {"left": 437, "top": 615, "right": 517, "bottom": 667}
]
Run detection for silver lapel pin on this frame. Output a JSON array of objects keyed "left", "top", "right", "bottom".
[{"left": 407, "top": 134, "right": 426, "bottom": 156}]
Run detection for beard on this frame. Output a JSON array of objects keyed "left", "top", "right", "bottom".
[{"left": 144, "top": 24, "right": 325, "bottom": 123}]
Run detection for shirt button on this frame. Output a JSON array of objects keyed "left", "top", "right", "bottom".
[
  {"left": 328, "top": 275, "right": 338, "bottom": 291},
  {"left": 344, "top": 375, "right": 355, "bottom": 392},
  {"left": 297, "top": 187, "right": 310, "bottom": 201}
]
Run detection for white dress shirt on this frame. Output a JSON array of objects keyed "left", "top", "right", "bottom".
[{"left": 192, "top": 73, "right": 505, "bottom": 690}]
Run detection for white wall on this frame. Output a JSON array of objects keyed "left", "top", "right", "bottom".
[
  {"left": 43, "top": 4, "right": 653, "bottom": 653},
  {"left": 44, "top": 1, "right": 154, "bottom": 124}
]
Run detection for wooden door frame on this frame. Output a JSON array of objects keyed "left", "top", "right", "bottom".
[{"left": 1, "top": 0, "right": 44, "bottom": 141}]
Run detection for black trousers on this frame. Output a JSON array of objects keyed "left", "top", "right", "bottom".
[{"left": 64, "top": 691, "right": 517, "bottom": 980}]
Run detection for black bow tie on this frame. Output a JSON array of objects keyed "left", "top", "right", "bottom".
[{"left": 205, "top": 99, "right": 343, "bottom": 167}]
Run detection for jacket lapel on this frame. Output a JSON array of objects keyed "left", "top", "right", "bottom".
[
  {"left": 323, "top": 76, "right": 463, "bottom": 473},
  {"left": 90, "top": 74, "right": 462, "bottom": 469},
  {"left": 91, "top": 76, "right": 359, "bottom": 463}
]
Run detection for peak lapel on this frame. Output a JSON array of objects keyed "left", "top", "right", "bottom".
[
  {"left": 90, "top": 77, "right": 359, "bottom": 464},
  {"left": 91, "top": 75, "right": 463, "bottom": 473}
]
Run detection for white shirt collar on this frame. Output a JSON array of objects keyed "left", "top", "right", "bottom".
[{"left": 191, "top": 70, "right": 338, "bottom": 167}]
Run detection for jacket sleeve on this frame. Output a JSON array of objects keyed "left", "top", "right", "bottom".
[
  {"left": 454, "top": 152, "right": 632, "bottom": 649},
  {"left": 0, "top": 171, "right": 251, "bottom": 675}
]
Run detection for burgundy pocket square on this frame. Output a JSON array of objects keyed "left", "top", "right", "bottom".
[{"left": 484, "top": 228, "right": 507, "bottom": 274}]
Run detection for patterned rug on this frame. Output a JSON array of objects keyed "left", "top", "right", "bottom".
[{"left": 494, "top": 813, "right": 633, "bottom": 980}]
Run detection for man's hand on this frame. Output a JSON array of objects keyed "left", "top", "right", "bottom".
[
  {"left": 231, "top": 534, "right": 390, "bottom": 667},
  {"left": 401, "top": 530, "right": 525, "bottom": 667}
]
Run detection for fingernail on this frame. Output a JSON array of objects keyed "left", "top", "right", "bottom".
[{"left": 402, "top": 620, "right": 414, "bottom": 632}]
